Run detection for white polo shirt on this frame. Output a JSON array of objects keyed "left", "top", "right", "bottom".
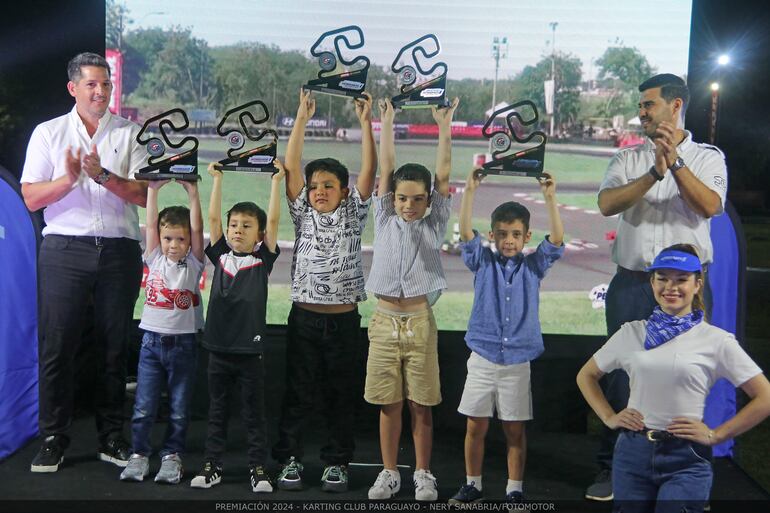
[
  {"left": 599, "top": 131, "right": 727, "bottom": 270},
  {"left": 593, "top": 320, "right": 762, "bottom": 431},
  {"left": 21, "top": 106, "right": 145, "bottom": 239}
]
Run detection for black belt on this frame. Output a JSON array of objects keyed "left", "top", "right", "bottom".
[
  {"left": 625, "top": 428, "right": 677, "bottom": 442},
  {"left": 54, "top": 235, "right": 133, "bottom": 247}
]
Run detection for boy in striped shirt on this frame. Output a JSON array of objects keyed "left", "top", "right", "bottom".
[{"left": 364, "top": 97, "right": 459, "bottom": 501}]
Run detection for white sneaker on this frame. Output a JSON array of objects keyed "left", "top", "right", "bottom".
[
  {"left": 120, "top": 454, "right": 149, "bottom": 482},
  {"left": 368, "top": 469, "right": 401, "bottom": 500},
  {"left": 413, "top": 469, "right": 438, "bottom": 501}
]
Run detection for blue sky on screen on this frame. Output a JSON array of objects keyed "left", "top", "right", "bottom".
[{"left": 122, "top": 0, "right": 692, "bottom": 80}]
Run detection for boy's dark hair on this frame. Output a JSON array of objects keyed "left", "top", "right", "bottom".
[
  {"left": 158, "top": 206, "right": 191, "bottom": 233},
  {"left": 226, "top": 202, "right": 266, "bottom": 233},
  {"left": 305, "top": 158, "right": 349, "bottom": 187},
  {"left": 638, "top": 73, "right": 690, "bottom": 112},
  {"left": 67, "top": 52, "right": 110, "bottom": 82},
  {"left": 391, "top": 163, "right": 432, "bottom": 193},
  {"left": 490, "top": 201, "right": 531, "bottom": 231}
]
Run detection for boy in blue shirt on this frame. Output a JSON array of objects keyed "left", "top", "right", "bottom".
[{"left": 449, "top": 168, "right": 564, "bottom": 504}]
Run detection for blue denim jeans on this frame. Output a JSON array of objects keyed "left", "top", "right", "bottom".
[
  {"left": 613, "top": 430, "right": 713, "bottom": 513},
  {"left": 131, "top": 331, "right": 198, "bottom": 456}
]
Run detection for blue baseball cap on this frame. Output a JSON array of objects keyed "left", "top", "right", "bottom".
[{"left": 646, "top": 249, "right": 702, "bottom": 272}]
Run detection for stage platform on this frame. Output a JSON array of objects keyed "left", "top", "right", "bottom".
[
  {"left": 1, "top": 414, "right": 768, "bottom": 513},
  {"left": 2, "top": 328, "right": 768, "bottom": 512}
]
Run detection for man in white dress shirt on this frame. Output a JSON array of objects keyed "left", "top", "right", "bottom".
[
  {"left": 586, "top": 73, "right": 727, "bottom": 501},
  {"left": 21, "top": 52, "right": 148, "bottom": 473}
]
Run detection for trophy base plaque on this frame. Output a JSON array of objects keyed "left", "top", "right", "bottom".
[
  {"left": 218, "top": 145, "right": 278, "bottom": 174},
  {"left": 219, "top": 165, "right": 277, "bottom": 173},
  {"left": 481, "top": 145, "right": 546, "bottom": 179},
  {"left": 135, "top": 150, "right": 201, "bottom": 181},
  {"left": 391, "top": 74, "right": 450, "bottom": 110},
  {"left": 303, "top": 69, "right": 368, "bottom": 100}
]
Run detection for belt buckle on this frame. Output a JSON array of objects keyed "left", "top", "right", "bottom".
[
  {"left": 646, "top": 430, "right": 664, "bottom": 442},
  {"left": 94, "top": 236, "right": 103, "bottom": 247}
]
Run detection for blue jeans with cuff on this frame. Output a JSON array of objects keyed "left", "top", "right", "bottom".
[{"left": 131, "top": 331, "right": 198, "bottom": 457}]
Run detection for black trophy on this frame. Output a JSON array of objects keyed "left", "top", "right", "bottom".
[
  {"left": 303, "top": 25, "right": 369, "bottom": 99},
  {"left": 480, "top": 100, "right": 547, "bottom": 178},
  {"left": 215, "top": 100, "right": 278, "bottom": 174},
  {"left": 135, "top": 108, "right": 200, "bottom": 181},
  {"left": 390, "top": 34, "right": 450, "bottom": 110}
]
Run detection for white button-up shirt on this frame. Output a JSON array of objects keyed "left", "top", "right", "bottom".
[
  {"left": 21, "top": 106, "right": 145, "bottom": 239},
  {"left": 600, "top": 131, "right": 727, "bottom": 270}
]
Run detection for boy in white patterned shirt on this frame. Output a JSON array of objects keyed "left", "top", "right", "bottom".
[{"left": 272, "top": 90, "right": 376, "bottom": 493}]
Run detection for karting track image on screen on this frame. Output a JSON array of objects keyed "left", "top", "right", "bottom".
[{"left": 108, "top": 0, "right": 694, "bottom": 335}]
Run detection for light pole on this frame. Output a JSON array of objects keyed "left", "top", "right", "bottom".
[
  {"left": 709, "top": 82, "right": 720, "bottom": 145},
  {"left": 709, "top": 54, "right": 730, "bottom": 145},
  {"left": 490, "top": 36, "right": 508, "bottom": 152},
  {"left": 549, "top": 22, "right": 558, "bottom": 137}
]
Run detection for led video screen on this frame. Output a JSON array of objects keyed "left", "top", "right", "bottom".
[{"left": 108, "top": 0, "right": 693, "bottom": 335}]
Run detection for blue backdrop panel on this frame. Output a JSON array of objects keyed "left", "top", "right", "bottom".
[
  {"left": 0, "top": 170, "right": 39, "bottom": 460},
  {"left": 704, "top": 205, "right": 743, "bottom": 458}
]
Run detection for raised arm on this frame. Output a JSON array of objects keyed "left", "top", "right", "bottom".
[
  {"left": 459, "top": 169, "right": 485, "bottom": 242},
  {"left": 262, "top": 159, "right": 286, "bottom": 253},
  {"left": 431, "top": 97, "right": 460, "bottom": 197},
  {"left": 285, "top": 89, "right": 316, "bottom": 202},
  {"left": 144, "top": 180, "right": 169, "bottom": 257},
  {"left": 22, "top": 146, "right": 83, "bottom": 211},
  {"left": 82, "top": 144, "right": 148, "bottom": 207},
  {"left": 656, "top": 122, "right": 722, "bottom": 218},
  {"left": 376, "top": 99, "right": 396, "bottom": 196},
  {"left": 179, "top": 179, "right": 204, "bottom": 261},
  {"left": 539, "top": 172, "right": 564, "bottom": 246},
  {"left": 207, "top": 163, "right": 224, "bottom": 246},
  {"left": 354, "top": 93, "right": 376, "bottom": 200}
]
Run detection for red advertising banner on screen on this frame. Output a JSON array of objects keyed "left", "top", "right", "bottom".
[{"left": 105, "top": 49, "right": 123, "bottom": 115}]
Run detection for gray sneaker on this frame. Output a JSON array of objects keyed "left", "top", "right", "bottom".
[
  {"left": 585, "top": 468, "right": 613, "bottom": 501},
  {"left": 120, "top": 454, "right": 149, "bottom": 482},
  {"left": 154, "top": 454, "right": 183, "bottom": 484}
]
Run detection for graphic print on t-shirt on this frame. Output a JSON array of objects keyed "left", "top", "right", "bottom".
[
  {"left": 289, "top": 188, "right": 370, "bottom": 304},
  {"left": 145, "top": 270, "right": 200, "bottom": 310}
]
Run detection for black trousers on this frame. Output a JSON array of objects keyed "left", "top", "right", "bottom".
[
  {"left": 597, "top": 267, "right": 712, "bottom": 471},
  {"left": 272, "top": 305, "right": 361, "bottom": 465},
  {"left": 204, "top": 351, "right": 267, "bottom": 466},
  {"left": 37, "top": 235, "right": 142, "bottom": 445}
]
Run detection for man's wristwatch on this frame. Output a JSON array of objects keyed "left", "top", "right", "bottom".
[
  {"left": 648, "top": 166, "right": 664, "bottom": 181},
  {"left": 93, "top": 168, "right": 112, "bottom": 185},
  {"left": 669, "top": 156, "right": 686, "bottom": 173}
]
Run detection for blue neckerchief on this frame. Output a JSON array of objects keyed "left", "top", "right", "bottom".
[{"left": 644, "top": 306, "right": 704, "bottom": 350}]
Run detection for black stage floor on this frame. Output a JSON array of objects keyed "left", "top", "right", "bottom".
[{"left": 1, "top": 415, "right": 768, "bottom": 513}]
